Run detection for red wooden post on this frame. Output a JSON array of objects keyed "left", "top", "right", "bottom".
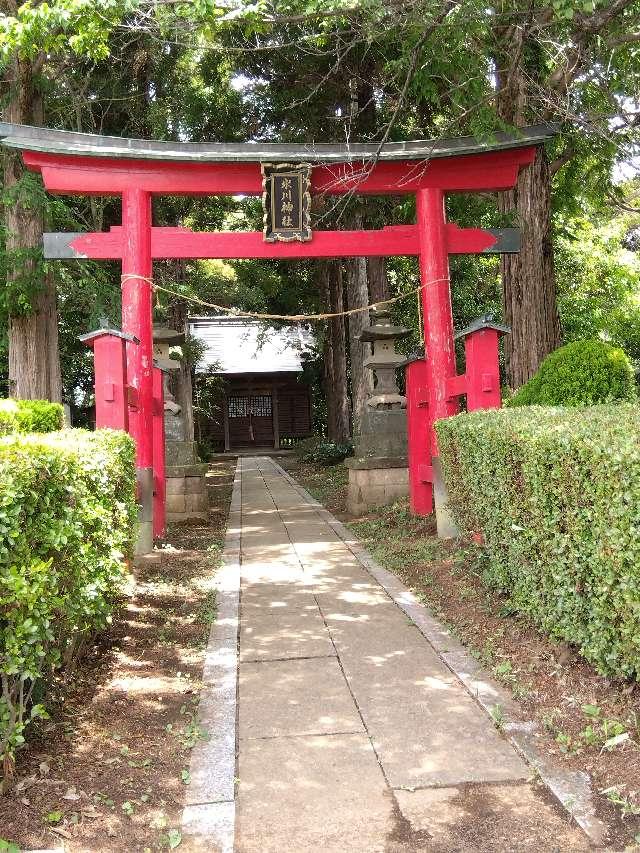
[
  {"left": 454, "top": 316, "right": 510, "bottom": 412},
  {"left": 465, "top": 328, "right": 502, "bottom": 411},
  {"left": 416, "top": 187, "right": 459, "bottom": 437},
  {"left": 415, "top": 188, "right": 459, "bottom": 532},
  {"left": 80, "top": 328, "right": 137, "bottom": 431},
  {"left": 405, "top": 358, "right": 433, "bottom": 514},
  {"left": 121, "top": 187, "right": 154, "bottom": 553},
  {"left": 152, "top": 366, "right": 166, "bottom": 541}
]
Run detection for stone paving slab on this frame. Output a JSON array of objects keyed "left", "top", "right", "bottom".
[
  {"left": 392, "top": 785, "right": 590, "bottom": 852},
  {"left": 315, "top": 584, "right": 398, "bottom": 613},
  {"left": 182, "top": 801, "right": 235, "bottom": 853},
  {"left": 239, "top": 657, "right": 364, "bottom": 739},
  {"left": 236, "top": 734, "right": 394, "bottom": 853},
  {"left": 239, "top": 610, "right": 335, "bottom": 661},
  {"left": 240, "top": 582, "right": 319, "bottom": 614}
]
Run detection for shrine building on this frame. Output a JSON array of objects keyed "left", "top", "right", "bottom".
[{"left": 190, "top": 316, "right": 314, "bottom": 453}]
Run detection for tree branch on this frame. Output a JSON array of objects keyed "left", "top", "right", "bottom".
[
  {"left": 547, "top": 0, "right": 635, "bottom": 94},
  {"left": 606, "top": 31, "right": 640, "bottom": 49},
  {"left": 550, "top": 142, "right": 575, "bottom": 176}
]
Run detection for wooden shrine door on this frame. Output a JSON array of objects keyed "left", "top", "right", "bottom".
[{"left": 228, "top": 394, "right": 274, "bottom": 449}]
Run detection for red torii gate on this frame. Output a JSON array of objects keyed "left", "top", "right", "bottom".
[{"left": 0, "top": 122, "right": 554, "bottom": 552}]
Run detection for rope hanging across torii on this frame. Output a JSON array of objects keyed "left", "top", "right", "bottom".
[{"left": 120, "top": 272, "right": 451, "bottom": 323}]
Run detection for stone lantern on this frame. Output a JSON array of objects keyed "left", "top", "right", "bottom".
[
  {"left": 152, "top": 324, "right": 208, "bottom": 524},
  {"left": 346, "top": 308, "right": 411, "bottom": 516},
  {"left": 361, "top": 308, "right": 411, "bottom": 411},
  {"left": 152, "top": 325, "right": 184, "bottom": 421}
]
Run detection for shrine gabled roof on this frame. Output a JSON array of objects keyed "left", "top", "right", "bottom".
[
  {"left": 0, "top": 122, "right": 556, "bottom": 164},
  {"left": 189, "top": 316, "right": 315, "bottom": 375}
]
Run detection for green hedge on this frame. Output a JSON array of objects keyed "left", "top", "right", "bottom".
[
  {"left": 436, "top": 405, "right": 640, "bottom": 679},
  {"left": 0, "top": 429, "right": 137, "bottom": 771},
  {"left": 507, "top": 339, "right": 637, "bottom": 407},
  {"left": 0, "top": 399, "right": 64, "bottom": 435},
  {"left": 295, "top": 435, "right": 354, "bottom": 466}
]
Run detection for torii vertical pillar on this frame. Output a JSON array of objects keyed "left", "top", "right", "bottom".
[
  {"left": 121, "top": 188, "right": 154, "bottom": 555},
  {"left": 152, "top": 366, "right": 167, "bottom": 541},
  {"left": 416, "top": 187, "right": 459, "bottom": 537},
  {"left": 405, "top": 358, "right": 432, "bottom": 515}
]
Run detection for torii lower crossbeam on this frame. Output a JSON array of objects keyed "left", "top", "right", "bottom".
[{"left": 44, "top": 224, "right": 520, "bottom": 260}]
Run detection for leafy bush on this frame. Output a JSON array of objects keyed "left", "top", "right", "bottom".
[
  {"left": 0, "top": 429, "right": 137, "bottom": 774},
  {"left": 298, "top": 436, "right": 354, "bottom": 466},
  {"left": 507, "top": 340, "right": 636, "bottom": 407},
  {"left": 0, "top": 398, "right": 64, "bottom": 435},
  {"left": 436, "top": 405, "right": 640, "bottom": 679}
]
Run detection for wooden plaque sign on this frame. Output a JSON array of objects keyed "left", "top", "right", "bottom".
[{"left": 261, "top": 163, "right": 311, "bottom": 242}]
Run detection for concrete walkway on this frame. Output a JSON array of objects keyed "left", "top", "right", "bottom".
[{"left": 230, "top": 458, "right": 588, "bottom": 853}]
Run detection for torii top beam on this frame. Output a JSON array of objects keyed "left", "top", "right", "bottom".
[{"left": 0, "top": 122, "right": 556, "bottom": 196}]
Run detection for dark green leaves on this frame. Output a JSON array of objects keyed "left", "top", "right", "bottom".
[
  {"left": 437, "top": 404, "right": 640, "bottom": 679},
  {"left": 0, "top": 429, "right": 136, "bottom": 772}
]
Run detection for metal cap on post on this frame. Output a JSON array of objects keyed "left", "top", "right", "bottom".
[{"left": 453, "top": 313, "right": 511, "bottom": 341}]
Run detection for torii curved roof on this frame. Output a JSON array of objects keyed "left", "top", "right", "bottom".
[{"left": 0, "top": 122, "right": 556, "bottom": 164}]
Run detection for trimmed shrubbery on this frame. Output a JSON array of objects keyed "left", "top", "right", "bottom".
[
  {"left": 436, "top": 405, "right": 640, "bottom": 679},
  {"left": 0, "top": 429, "right": 137, "bottom": 773},
  {"left": 507, "top": 339, "right": 637, "bottom": 407},
  {"left": 0, "top": 398, "right": 64, "bottom": 435},
  {"left": 297, "top": 436, "right": 354, "bottom": 466}
]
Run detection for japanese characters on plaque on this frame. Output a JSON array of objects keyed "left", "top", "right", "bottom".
[{"left": 261, "top": 162, "right": 312, "bottom": 242}]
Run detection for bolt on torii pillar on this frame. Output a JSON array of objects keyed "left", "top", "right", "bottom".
[{"left": 0, "top": 121, "right": 555, "bottom": 549}]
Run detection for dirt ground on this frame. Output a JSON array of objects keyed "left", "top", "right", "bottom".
[
  {"left": 0, "top": 461, "right": 235, "bottom": 853},
  {"left": 283, "top": 458, "right": 640, "bottom": 852}
]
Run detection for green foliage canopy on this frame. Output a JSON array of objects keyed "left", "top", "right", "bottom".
[{"left": 0, "top": 399, "right": 64, "bottom": 435}]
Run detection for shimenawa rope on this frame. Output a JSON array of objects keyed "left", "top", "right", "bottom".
[{"left": 120, "top": 272, "right": 443, "bottom": 324}]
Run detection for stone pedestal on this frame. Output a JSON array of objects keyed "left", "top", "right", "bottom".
[
  {"left": 167, "top": 439, "right": 200, "bottom": 466},
  {"left": 346, "top": 456, "right": 409, "bottom": 516},
  {"left": 166, "top": 462, "right": 210, "bottom": 522},
  {"left": 161, "top": 365, "right": 208, "bottom": 524},
  {"left": 354, "top": 408, "right": 408, "bottom": 458},
  {"left": 346, "top": 309, "right": 411, "bottom": 516}
]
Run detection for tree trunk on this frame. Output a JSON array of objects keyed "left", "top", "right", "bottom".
[
  {"left": 8, "top": 282, "right": 62, "bottom": 401},
  {"left": 322, "top": 325, "right": 334, "bottom": 439},
  {"left": 4, "top": 56, "right": 62, "bottom": 402},
  {"left": 494, "top": 22, "right": 562, "bottom": 388},
  {"left": 327, "top": 260, "right": 350, "bottom": 442},
  {"left": 345, "top": 212, "right": 373, "bottom": 432},
  {"left": 166, "top": 274, "right": 195, "bottom": 443},
  {"left": 317, "top": 260, "right": 350, "bottom": 442},
  {"left": 499, "top": 147, "right": 561, "bottom": 388},
  {"left": 367, "top": 256, "right": 390, "bottom": 305}
]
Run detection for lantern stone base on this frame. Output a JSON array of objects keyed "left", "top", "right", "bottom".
[
  {"left": 345, "top": 456, "right": 408, "bottom": 517},
  {"left": 166, "top": 463, "right": 210, "bottom": 522},
  {"left": 167, "top": 439, "right": 200, "bottom": 466},
  {"left": 354, "top": 409, "right": 408, "bottom": 458}
]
